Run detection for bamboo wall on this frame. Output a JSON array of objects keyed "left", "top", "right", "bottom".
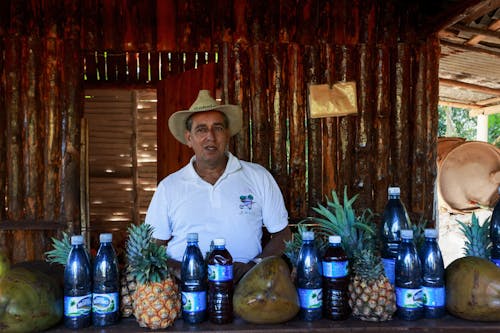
[{"left": 0, "top": 0, "right": 448, "bottom": 263}]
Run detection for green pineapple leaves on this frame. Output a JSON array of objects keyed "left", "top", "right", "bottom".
[
  {"left": 45, "top": 231, "right": 72, "bottom": 266},
  {"left": 457, "top": 212, "right": 491, "bottom": 259}
]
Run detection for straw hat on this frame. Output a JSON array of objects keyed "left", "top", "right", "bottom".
[{"left": 168, "top": 90, "right": 242, "bottom": 144}]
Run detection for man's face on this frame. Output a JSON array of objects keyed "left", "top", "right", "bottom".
[{"left": 184, "top": 110, "right": 230, "bottom": 167}]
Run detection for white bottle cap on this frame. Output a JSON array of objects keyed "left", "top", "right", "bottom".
[
  {"left": 388, "top": 187, "right": 401, "bottom": 196},
  {"left": 213, "top": 238, "right": 225, "bottom": 246},
  {"left": 424, "top": 228, "right": 438, "bottom": 238},
  {"left": 71, "top": 235, "right": 84, "bottom": 245},
  {"left": 329, "top": 235, "right": 341, "bottom": 244},
  {"left": 100, "top": 233, "right": 112, "bottom": 243},
  {"left": 302, "top": 231, "right": 314, "bottom": 241},
  {"left": 401, "top": 229, "right": 413, "bottom": 239},
  {"left": 187, "top": 233, "right": 198, "bottom": 242}
]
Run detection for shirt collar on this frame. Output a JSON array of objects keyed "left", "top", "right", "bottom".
[{"left": 183, "top": 152, "right": 242, "bottom": 181}]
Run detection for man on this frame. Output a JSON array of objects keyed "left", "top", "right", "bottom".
[{"left": 145, "top": 90, "right": 291, "bottom": 282}]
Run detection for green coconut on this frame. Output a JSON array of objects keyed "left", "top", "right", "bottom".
[
  {"left": 233, "top": 256, "right": 299, "bottom": 324},
  {"left": 0, "top": 253, "right": 63, "bottom": 332},
  {"left": 446, "top": 256, "right": 500, "bottom": 321}
]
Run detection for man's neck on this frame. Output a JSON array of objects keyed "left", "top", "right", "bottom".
[{"left": 193, "top": 156, "right": 228, "bottom": 185}]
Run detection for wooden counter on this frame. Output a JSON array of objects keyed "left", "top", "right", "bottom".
[{"left": 48, "top": 315, "right": 500, "bottom": 332}]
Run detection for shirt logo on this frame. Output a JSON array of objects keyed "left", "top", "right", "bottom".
[{"left": 239, "top": 194, "right": 254, "bottom": 210}]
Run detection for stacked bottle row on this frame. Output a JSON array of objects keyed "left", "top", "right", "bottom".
[
  {"left": 181, "top": 234, "right": 234, "bottom": 325},
  {"left": 64, "top": 233, "right": 120, "bottom": 329},
  {"left": 296, "top": 231, "right": 351, "bottom": 321},
  {"left": 380, "top": 186, "right": 446, "bottom": 321},
  {"left": 490, "top": 186, "right": 500, "bottom": 268}
]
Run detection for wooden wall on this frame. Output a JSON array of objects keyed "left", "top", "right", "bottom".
[{"left": 0, "top": 0, "right": 457, "bottom": 263}]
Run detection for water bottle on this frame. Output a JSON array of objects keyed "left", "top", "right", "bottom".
[
  {"left": 92, "top": 233, "right": 120, "bottom": 327},
  {"left": 322, "top": 235, "right": 350, "bottom": 320},
  {"left": 296, "top": 231, "right": 323, "bottom": 321},
  {"left": 380, "top": 186, "right": 411, "bottom": 285},
  {"left": 207, "top": 238, "right": 233, "bottom": 324},
  {"left": 64, "top": 235, "right": 92, "bottom": 329},
  {"left": 490, "top": 186, "right": 500, "bottom": 268},
  {"left": 395, "top": 229, "right": 423, "bottom": 320},
  {"left": 419, "top": 228, "right": 446, "bottom": 318},
  {"left": 181, "top": 233, "right": 207, "bottom": 324}
]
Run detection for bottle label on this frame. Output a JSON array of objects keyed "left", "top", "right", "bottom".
[
  {"left": 64, "top": 294, "right": 92, "bottom": 317},
  {"left": 422, "top": 286, "right": 445, "bottom": 307},
  {"left": 491, "top": 258, "right": 500, "bottom": 268},
  {"left": 396, "top": 287, "right": 423, "bottom": 308},
  {"left": 208, "top": 264, "right": 233, "bottom": 281},
  {"left": 297, "top": 288, "right": 323, "bottom": 309},
  {"left": 182, "top": 291, "right": 207, "bottom": 312},
  {"left": 382, "top": 258, "right": 396, "bottom": 285},
  {"left": 322, "top": 260, "right": 348, "bottom": 278},
  {"left": 92, "top": 292, "right": 119, "bottom": 314}
]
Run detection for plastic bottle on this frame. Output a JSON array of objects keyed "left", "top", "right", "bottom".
[
  {"left": 380, "top": 186, "right": 411, "bottom": 285},
  {"left": 490, "top": 186, "right": 500, "bottom": 268},
  {"left": 395, "top": 229, "right": 423, "bottom": 320},
  {"left": 207, "top": 238, "right": 233, "bottom": 324},
  {"left": 322, "top": 235, "right": 350, "bottom": 320},
  {"left": 296, "top": 231, "right": 323, "bottom": 321},
  {"left": 181, "top": 233, "right": 207, "bottom": 324},
  {"left": 92, "top": 233, "right": 120, "bottom": 327},
  {"left": 64, "top": 235, "right": 92, "bottom": 329},
  {"left": 419, "top": 228, "right": 446, "bottom": 318}
]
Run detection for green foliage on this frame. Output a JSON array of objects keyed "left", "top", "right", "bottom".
[
  {"left": 489, "top": 114, "right": 500, "bottom": 147},
  {"left": 457, "top": 212, "right": 491, "bottom": 259},
  {"left": 45, "top": 232, "right": 72, "bottom": 266}
]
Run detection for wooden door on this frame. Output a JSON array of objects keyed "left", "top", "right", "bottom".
[{"left": 156, "top": 63, "right": 216, "bottom": 182}]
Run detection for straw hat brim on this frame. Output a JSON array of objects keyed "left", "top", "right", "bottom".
[{"left": 168, "top": 104, "right": 242, "bottom": 145}]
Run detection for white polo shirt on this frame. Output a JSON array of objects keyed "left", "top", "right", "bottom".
[{"left": 145, "top": 152, "right": 289, "bottom": 263}]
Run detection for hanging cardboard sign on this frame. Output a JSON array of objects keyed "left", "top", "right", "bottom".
[{"left": 308, "top": 81, "right": 358, "bottom": 118}]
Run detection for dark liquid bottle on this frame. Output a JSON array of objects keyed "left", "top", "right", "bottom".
[
  {"left": 490, "top": 186, "right": 500, "bottom": 268},
  {"left": 419, "top": 228, "right": 446, "bottom": 318},
  {"left": 207, "top": 238, "right": 233, "bottom": 324},
  {"left": 322, "top": 235, "right": 351, "bottom": 320},
  {"left": 64, "top": 235, "right": 92, "bottom": 329},
  {"left": 92, "top": 233, "right": 120, "bottom": 327},
  {"left": 181, "top": 233, "right": 207, "bottom": 324},
  {"left": 381, "top": 186, "right": 410, "bottom": 285},
  {"left": 395, "top": 229, "right": 423, "bottom": 320},
  {"left": 297, "top": 231, "right": 323, "bottom": 321}
]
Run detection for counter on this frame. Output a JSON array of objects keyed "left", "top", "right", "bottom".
[{"left": 48, "top": 315, "right": 500, "bottom": 332}]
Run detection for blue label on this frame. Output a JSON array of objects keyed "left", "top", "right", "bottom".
[
  {"left": 422, "top": 286, "right": 445, "bottom": 307},
  {"left": 382, "top": 258, "right": 396, "bottom": 285},
  {"left": 396, "top": 287, "right": 423, "bottom": 309},
  {"left": 322, "top": 260, "right": 348, "bottom": 278},
  {"left": 182, "top": 291, "right": 207, "bottom": 312},
  {"left": 92, "top": 292, "right": 119, "bottom": 314},
  {"left": 491, "top": 258, "right": 500, "bottom": 268},
  {"left": 297, "top": 288, "right": 322, "bottom": 309},
  {"left": 64, "top": 294, "right": 92, "bottom": 317},
  {"left": 208, "top": 264, "right": 233, "bottom": 281}
]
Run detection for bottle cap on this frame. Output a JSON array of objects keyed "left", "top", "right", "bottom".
[
  {"left": 213, "top": 238, "right": 225, "bottom": 246},
  {"left": 302, "top": 231, "right": 314, "bottom": 241},
  {"left": 424, "top": 228, "right": 438, "bottom": 238},
  {"left": 187, "top": 233, "right": 198, "bottom": 242},
  {"left": 401, "top": 229, "right": 413, "bottom": 239},
  {"left": 388, "top": 187, "right": 400, "bottom": 196},
  {"left": 329, "top": 235, "right": 341, "bottom": 244},
  {"left": 71, "top": 235, "right": 84, "bottom": 245},
  {"left": 100, "top": 233, "right": 112, "bottom": 243}
]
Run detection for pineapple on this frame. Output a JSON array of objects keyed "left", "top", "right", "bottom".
[
  {"left": 348, "top": 249, "right": 396, "bottom": 321},
  {"left": 126, "top": 223, "right": 181, "bottom": 329},
  {"left": 310, "top": 187, "right": 396, "bottom": 321},
  {"left": 457, "top": 212, "right": 491, "bottom": 258},
  {"left": 120, "top": 265, "right": 137, "bottom": 317},
  {"left": 45, "top": 232, "right": 72, "bottom": 265}
]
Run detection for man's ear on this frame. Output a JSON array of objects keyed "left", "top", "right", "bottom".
[{"left": 184, "top": 131, "right": 193, "bottom": 148}]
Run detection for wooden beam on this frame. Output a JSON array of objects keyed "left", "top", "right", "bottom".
[
  {"left": 465, "top": 19, "right": 500, "bottom": 45},
  {"left": 439, "top": 78, "right": 500, "bottom": 96},
  {"left": 440, "top": 40, "right": 500, "bottom": 58},
  {"left": 451, "top": 23, "right": 500, "bottom": 41},
  {"left": 470, "top": 104, "right": 500, "bottom": 116},
  {"left": 477, "top": 96, "right": 500, "bottom": 106},
  {"left": 439, "top": 100, "right": 482, "bottom": 109}
]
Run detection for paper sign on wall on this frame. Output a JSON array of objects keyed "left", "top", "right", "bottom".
[{"left": 308, "top": 81, "right": 358, "bottom": 118}]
